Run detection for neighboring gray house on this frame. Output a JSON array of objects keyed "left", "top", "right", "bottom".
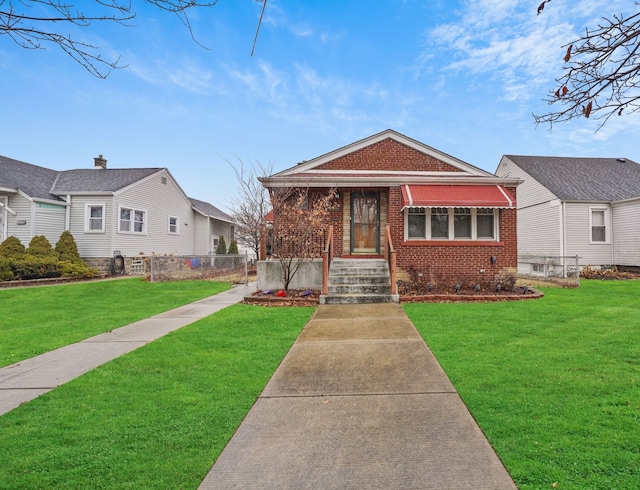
[
  {"left": 0, "top": 154, "right": 234, "bottom": 271},
  {"left": 496, "top": 155, "right": 640, "bottom": 274}
]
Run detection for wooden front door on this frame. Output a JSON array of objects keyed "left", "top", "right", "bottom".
[{"left": 351, "top": 192, "right": 380, "bottom": 254}]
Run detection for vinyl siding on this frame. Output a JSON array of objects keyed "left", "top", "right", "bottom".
[
  {"left": 517, "top": 201, "right": 561, "bottom": 256},
  {"left": 111, "top": 170, "right": 195, "bottom": 256},
  {"left": 68, "top": 196, "right": 114, "bottom": 257},
  {"left": 564, "top": 202, "right": 613, "bottom": 266},
  {"left": 34, "top": 203, "right": 66, "bottom": 245},
  {"left": 612, "top": 199, "right": 640, "bottom": 266},
  {"left": 3, "top": 194, "right": 34, "bottom": 246},
  {"left": 193, "top": 214, "right": 211, "bottom": 255},
  {"left": 496, "top": 157, "right": 557, "bottom": 208}
]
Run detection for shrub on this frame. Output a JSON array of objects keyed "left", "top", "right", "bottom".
[
  {"left": 26, "top": 235, "right": 56, "bottom": 258},
  {"left": 228, "top": 240, "right": 239, "bottom": 255},
  {"left": 0, "top": 236, "right": 25, "bottom": 258},
  {"left": 215, "top": 236, "right": 227, "bottom": 254},
  {"left": 12, "top": 256, "right": 61, "bottom": 280},
  {"left": 0, "top": 257, "right": 14, "bottom": 281},
  {"left": 57, "top": 260, "right": 98, "bottom": 278},
  {"left": 55, "top": 231, "right": 82, "bottom": 263}
]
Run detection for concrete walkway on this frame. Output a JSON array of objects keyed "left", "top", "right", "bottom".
[
  {"left": 0, "top": 284, "right": 255, "bottom": 416},
  {"left": 200, "top": 303, "right": 517, "bottom": 489}
]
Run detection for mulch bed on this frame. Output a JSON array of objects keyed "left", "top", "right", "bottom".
[
  {"left": 244, "top": 289, "right": 321, "bottom": 307},
  {"left": 244, "top": 286, "right": 543, "bottom": 306}
]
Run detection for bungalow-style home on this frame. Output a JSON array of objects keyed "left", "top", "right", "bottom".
[
  {"left": 496, "top": 155, "right": 640, "bottom": 275},
  {"left": 0, "top": 154, "right": 234, "bottom": 273},
  {"left": 259, "top": 129, "right": 521, "bottom": 303}
]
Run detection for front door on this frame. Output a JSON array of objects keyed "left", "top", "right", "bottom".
[{"left": 351, "top": 192, "right": 380, "bottom": 254}]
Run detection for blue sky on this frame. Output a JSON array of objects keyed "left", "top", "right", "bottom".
[{"left": 2, "top": 0, "right": 638, "bottom": 211}]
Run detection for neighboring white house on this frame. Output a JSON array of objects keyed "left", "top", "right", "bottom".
[
  {"left": 496, "top": 155, "right": 640, "bottom": 275},
  {"left": 0, "top": 154, "right": 234, "bottom": 271}
]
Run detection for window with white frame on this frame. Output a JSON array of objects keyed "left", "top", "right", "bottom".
[
  {"left": 119, "top": 206, "right": 146, "bottom": 233},
  {"left": 590, "top": 207, "right": 608, "bottom": 243},
  {"left": 476, "top": 208, "right": 495, "bottom": 239},
  {"left": 85, "top": 204, "right": 105, "bottom": 233},
  {"left": 405, "top": 207, "right": 498, "bottom": 241},
  {"left": 168, "top": 215, "right": 179, "bottom": 234}
]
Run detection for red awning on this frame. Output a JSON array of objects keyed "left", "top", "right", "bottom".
[{"left": 401, "top": 185, "right": 515, "bottom": 209}]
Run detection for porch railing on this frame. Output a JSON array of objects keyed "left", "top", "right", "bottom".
[
  {"left": 384, "top": 225, "right": 397, "bottom": 295},
  {"left": 322, "top": 225, "right": 334, "bottom": 295}
]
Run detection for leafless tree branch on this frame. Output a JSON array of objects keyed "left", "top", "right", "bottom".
[
  {"left": 534, "top": 6, "right": 640, "bottom": 130},
  {"left": 0, "top": 0, "right": 220, "bottom": 78}
]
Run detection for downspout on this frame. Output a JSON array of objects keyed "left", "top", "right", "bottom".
[
  {"left": 65, "top": 195, "right": 71, "bottom": 230},
  {"left": 560, "top": 201, "right": 566, "bottom": 275},
  {"left": 609, "top": 203, "right": 615, "bottom": 266}
]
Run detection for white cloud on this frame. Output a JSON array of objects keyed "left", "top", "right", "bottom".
[{"left": 417, "top": 0, "right": 636, "bottom": 104}]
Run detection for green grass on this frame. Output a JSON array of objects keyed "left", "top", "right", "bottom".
[
  {"left": 404, "top": 280, "right": 640, "bottom": 490},
  {"left": 0, "top": 304, "right": 314, "bottom": 489},
  {"left": 0, "top": 278, "right": 231, "bottom": 367}
]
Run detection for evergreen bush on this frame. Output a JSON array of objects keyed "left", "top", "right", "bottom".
[
  {"left": 0, "top": 257, "right": 14, "bottom": 281},
  {"left": 12, "top": 256, "right": 61, "bottom": 280},
  {"left": 55, "top": 231, "right": 82, "bottom": 263},
  {"left": 215, "top": 236, "right": 227, "bottom": 254},
  {"left": 228, "top": 240, "right": 239, "bottom": 255},
  {"left": 26, "top": 235, "right": 56, "bottom": 258},
  {"left": 0, "top": 236, "right": 25, "bottom": 258}
]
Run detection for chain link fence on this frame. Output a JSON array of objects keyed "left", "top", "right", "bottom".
[
  {"left": 518, "top": 254, "right": 581, "bottom": 287},
  {"left": 148, "top": 253, "right": 253, "bottom": 283}
]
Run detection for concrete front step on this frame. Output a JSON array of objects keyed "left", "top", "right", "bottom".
[
  {"left": 320, "top": 293, "right": 399, "bottom": 305},
  {"left": 329, "top": 275, "right": 390, "bottom": 285},
  {"left": 323, "top": 258, "right": 396, "bottom": 304},
  {"left": 329, "top": 284, "right": 392, "bottom": 295}
]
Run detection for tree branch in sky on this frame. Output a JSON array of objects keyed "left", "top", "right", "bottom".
[
  {"left": 0, "top": 0, "right": 221, "bottom": 78},
  {"left": 534, "top": 4, "right": 640, "bottom": 129}
]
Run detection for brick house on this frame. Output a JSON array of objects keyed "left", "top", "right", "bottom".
[{"left": 259, "top": 129, "right": 521, "bottom": 302}]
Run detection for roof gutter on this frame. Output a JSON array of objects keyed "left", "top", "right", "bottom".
[{"left": 260, "top": 175, "right": 523, "bottom": 187}]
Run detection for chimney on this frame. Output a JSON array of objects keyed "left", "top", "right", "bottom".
[{"left": 94, "top": 154, "right": 107, "bottom": 169}]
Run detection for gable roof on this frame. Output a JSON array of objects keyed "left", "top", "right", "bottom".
[
  {"left": 0, "top": 155, "right": 62, "bottom": 202},
  {"left": 51, "top": 168, "right": 162, "bottom": 194},
  {"left": 190, "top": 198, "right": 234, "bottom": 223},
  {"left": 2, "top": 155, "right": 227, "bottom": 220},
  {"left": 503, "top": 155, "right": 640, "bottom": 201},
  {"left": 262, "top": 129, "right": 518, "bottom": 188}
]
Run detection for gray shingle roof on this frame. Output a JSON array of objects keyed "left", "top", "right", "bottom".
[
  {"left": 504, "top": 155, "right": 640, "bottom": 201},
  {"left": 52, "top": 168, "right": 162, "bottom": 193},
  {"left": 190, "top": 198, "right": 234, "bottom": 223},
  {"left": 2, "top": 156, "right": 228, "bottom": 220},
  {"left": 0, "top": 155, "right": 62, "bottom": 201}
]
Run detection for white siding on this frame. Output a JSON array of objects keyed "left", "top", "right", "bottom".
[
  {"left": 496, "top": 157, "right": 557, "bottom": 208},
  {"left": 612, "top": 199, "right": 640, "bottom": 266},
  {"left": 34, "top": 203, "right": 66, "bottom": 245},
  {"left": 193, "top": 214, "right": 211, "bottom": 255},
  {"left": 112, "top": 170, "right": 195, "bottom": 256},
  {"left": 68, "top": 196, "right": 114, "bottom": 257},
  {"left": 4, "top": 194, "right": 34, "bottom": 246},
  {"left": 193, "top": 213, "right": 234, "bottom": 255},
  {"left": 564, "top": 202, "right": 613, "bottom": 266},
  {"left": 517, "top": 201, "right": 562, "bottom": 256}
]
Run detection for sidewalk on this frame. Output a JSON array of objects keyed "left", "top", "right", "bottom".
[
  {"left": 200, "top": 303, "right": 517, "bottom": 489},
  {"left": 0, "top": 283, "right": 255, "bottom": 416}
]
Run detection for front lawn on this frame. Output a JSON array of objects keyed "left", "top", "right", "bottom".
[
  {"left": 0, "top": 278, "right": 231, "bottom": 368},
  {"left": 404, "top": 280, "right": 640, "bottom": 489},
  {"left": 0, "top": 304, "right": 314, "bottom": 489}
]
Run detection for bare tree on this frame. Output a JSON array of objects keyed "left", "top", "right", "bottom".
[
  {"left": 1, "top": 0, "right": 267, "bottom": 78},
  {"left": 534, "top": 2, "right": 640, "bottom": 128},
  {"left": 227, "top": 158, "right": 274, "bottom": 259},
  {"left": 267, "top": 186, "right": 336, "bottom": 293}
]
